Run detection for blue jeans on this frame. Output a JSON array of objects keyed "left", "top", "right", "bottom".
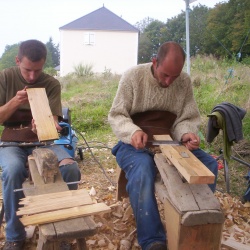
[
  {"left": 0, "top": 143, "right": 81, "bottom": 242},
  {"left": 112, "top": 141, "right": 218, "bottom": 250}
]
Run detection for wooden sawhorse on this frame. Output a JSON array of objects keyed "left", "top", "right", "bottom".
[
  {"left": 22, "top": 151, "right": 96, "bottom": 250},
  {"left": 116, "top": 153, "right": 225, "bottom": 250}
]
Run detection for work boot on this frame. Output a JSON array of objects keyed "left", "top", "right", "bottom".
[{"left": 3, "top": 240, "right": 25, "bottom": 250}]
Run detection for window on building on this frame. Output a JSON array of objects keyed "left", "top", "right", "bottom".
[{"left": 84, "top": 33, "right": 95, "bottom": 45}]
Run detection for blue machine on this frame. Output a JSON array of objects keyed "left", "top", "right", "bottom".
[
  {"left": 54, "top": 122, "right": 78, "bottom": 158},
  {"left": 54, "top": 108, "right": 82, "bottom": 159}
]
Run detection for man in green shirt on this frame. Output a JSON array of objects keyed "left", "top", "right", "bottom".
[{"left": 0, "top": 40, "right": 81, "bottom": 250}]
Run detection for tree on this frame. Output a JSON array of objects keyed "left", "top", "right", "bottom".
[
  {"left": 189, "top": 5, "right": 210, "bottom": 56},
  {"left": 0, "top": 44, "right": 19, "bottom": 70},
  {"left": 138, "top": 32, "right": 153, "bottom": 63},
  {"left": 134, "top": 17, "right": 155, "bottom": 33},
  {"left": 45, "top": 37, "right": 60, "bottom": 67},
  {"left": 138, "top": 20, "right": 167, "bottom": 63}
]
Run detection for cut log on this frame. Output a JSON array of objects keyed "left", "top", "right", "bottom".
[{"left": 32, "top": 148, "right": 58, "bottom": 183}]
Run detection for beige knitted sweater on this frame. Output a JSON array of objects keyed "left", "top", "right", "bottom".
[{"left": 108, "top": 63, "right": 201, "bottom": 144}]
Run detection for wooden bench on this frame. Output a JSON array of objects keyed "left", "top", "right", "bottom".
[
  {"left": 116, "top": 151, "right": 224, "bottom": 250},
  {"left": 22, "top": 151, "right": 97, "bottom": 250}
]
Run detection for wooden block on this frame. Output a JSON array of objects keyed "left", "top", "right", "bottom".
[
  {"left": 32, "top": 148, "right": 58, "bottom": 183},
  {"left": 154, "top": 135, "right": 215, "bottom": 184},
  {"left": 27, "top": 88, "right": 59, "bottom": 141}
]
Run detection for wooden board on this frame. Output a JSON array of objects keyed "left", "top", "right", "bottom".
[
  {"left": 17, "top": 189, "right": 94, "bottom": 215},
  {"left": 154, "top": 135, "right": 215, "bottom": 184},
  {"left": 20, "top": 202, "right": 111, "bottom": 226},
  {"left": 27, "top": 88, "right": 59, "bottom": 141}
]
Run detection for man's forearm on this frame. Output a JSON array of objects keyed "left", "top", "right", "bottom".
[{"left": 0, "top": 100, "right": 20, "bottom": 124}]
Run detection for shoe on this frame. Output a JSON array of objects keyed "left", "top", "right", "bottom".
[
  {"left": 147, "top": 242, "right": 167, "bottom": 250},
  {"left": 3, "top": 240, "right": 25, "bottom": 250}
]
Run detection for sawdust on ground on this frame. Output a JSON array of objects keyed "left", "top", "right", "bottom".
[{"left": 0, "top": 142, "right": 250, "bottom": 250}]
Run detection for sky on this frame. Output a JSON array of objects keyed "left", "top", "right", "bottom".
[{"left": 0, "top": 0, "right": 227, "bottom": 57}]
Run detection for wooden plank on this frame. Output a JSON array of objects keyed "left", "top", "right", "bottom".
[
  {"left": 53, "top": 217, "right": 96, "bottom": 239},
  {"left": 154, "top": 135, "right": 215, "bottom": 184},
  {"left": 27, "top": 88, "right": 59, "bottom": 141},
  {"left": 154, "top": 153, "right": 199, "bottom": 212},
  {"left": 17, "top": 195, "right": 94, "bottom": 216},
  {"left": 189, "top": 184, "right": 221, "bottom": 210},
  {"left": 20, "top": 189, "right": 91, "bottom": 205},
  {"left": 20, "top": 203, "right": 111, "bottom": 226}
]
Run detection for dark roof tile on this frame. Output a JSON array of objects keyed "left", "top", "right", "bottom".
[{"left": 60, "top": 6, "right": 139, "bottom": 32}]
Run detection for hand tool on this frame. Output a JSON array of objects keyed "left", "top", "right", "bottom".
[{"left": 148, "top": 140, "right": 189, "bottom": 146}]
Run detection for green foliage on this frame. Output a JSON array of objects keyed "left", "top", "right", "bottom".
[
  {"left": 45, "top": 37, "right": 60, "bottom": 67},
  {"left": 44, "top": 67, "right": 57, "bottom": 76},
  {"left": 73, "top": 63, "right": 93, "bottom": 77},
  {"left": 137, "top": 0, "right": 250, "bottom": 63},
  {"left": 0, "top": 43, "right": 19, "bottom": 70},
  {"left": 0, "top": 38, "right": 59, "bottom": 71}
]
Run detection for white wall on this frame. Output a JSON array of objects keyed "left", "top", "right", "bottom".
[{"left": 60, "top": 30, "right": 138, "bottom": 76}]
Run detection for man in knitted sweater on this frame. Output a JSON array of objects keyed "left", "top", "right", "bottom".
[{"left": 108, "top": 42, "right": 218, "bottom": 250}]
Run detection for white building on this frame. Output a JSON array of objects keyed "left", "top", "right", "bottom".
[{"left": 59, "top": 6, "right": 139, "bottom": 76}]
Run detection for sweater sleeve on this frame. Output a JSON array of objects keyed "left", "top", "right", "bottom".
[
  {"left": 171, "top": 74, "right": 201, "bottom": 141},
  {"left": 108, "top": 71, "right": 142, "bottom": 144}
]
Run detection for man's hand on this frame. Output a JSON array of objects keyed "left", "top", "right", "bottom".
[
  {"left": 181, "top": 133, "right": 200, "bottom": 151},
  {"left": 31, "top": 119, "right": 37, "bottom": 134},
  {"left": 15, "top": 87, "right": 29, "bottom": 105},
  {"left": 131, "top": 130, "right": 148, "bottom": 149}
]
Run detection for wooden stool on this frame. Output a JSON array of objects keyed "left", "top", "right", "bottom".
[
  {"left": 154, "top": 153, "right": 224, "bottom": 250},
  {"left": 116, "top": 155, "right": 224, "bottom": 250},
  {"left": 23, "top": 150, "right": 97, "bottom": 250}
]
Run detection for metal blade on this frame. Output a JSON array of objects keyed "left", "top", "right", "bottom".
[{"left": 149, "top": 140, "right": 182, "bottom": 146}]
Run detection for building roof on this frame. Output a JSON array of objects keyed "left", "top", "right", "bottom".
[{"left": 60, "top": 6, "right": 139, "bottom": 32}]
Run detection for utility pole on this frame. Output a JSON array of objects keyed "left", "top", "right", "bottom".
[{"left": 184, "top": 0, "right": 197, "bottom": 75}]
